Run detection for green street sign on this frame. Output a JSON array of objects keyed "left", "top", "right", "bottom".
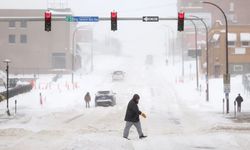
[
  {"left": 65, "top": 16, "right": 74, "bottom": 22},
  {"left": 65, "top": 16, "right": 99, "bottom": 22}
]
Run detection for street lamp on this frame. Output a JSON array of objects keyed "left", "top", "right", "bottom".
[
  {"left": 3, "top": 59, "right": 11, "bottom": 116},
  {"left": 201, "top": 1, "right": 229, "bottom": 113},
  {"left": 163, "top": 25, "right": 175, "bottom": 65},
  {"left": 190, "top": 20, "right": 199, "bottom": 90},
  {"left": 190, "top": 15, "right": 209, "bottom": 102},
  {"left": 72, "top": 26, "right": 94, "bottom": 84}
]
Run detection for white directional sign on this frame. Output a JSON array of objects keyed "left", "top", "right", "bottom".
[{"left": 142, "top": 16, "right": 159, "bottom": 22}]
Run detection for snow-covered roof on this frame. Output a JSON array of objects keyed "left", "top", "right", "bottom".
[
  {"left": 228, "top": 33, "right": 237, "bottom": 41},
  {"left": 240, "top": 33, "right": 250, "bottom": 41}
]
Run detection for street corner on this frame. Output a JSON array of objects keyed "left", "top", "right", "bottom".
[{"left": 226, "top": 112, "right": 250, "bottom": 123}]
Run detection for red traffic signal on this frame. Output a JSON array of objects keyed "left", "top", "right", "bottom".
[
  {"left": 111, "top": 11, "right": 117, "bottom": 31},
  {"left": 178, "top": 12, "right": 185, "bottom": 31},
  {"left": 45, "top": 10, "right": 52, "bottom": 32}
]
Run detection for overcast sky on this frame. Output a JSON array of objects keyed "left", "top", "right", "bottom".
[{"left": 0, "top": 0, "right": 178, "bottom": 55}]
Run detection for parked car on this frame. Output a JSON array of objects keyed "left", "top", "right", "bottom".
[
  {"left": 95, "top": 90, "right": 116, "bottom": 107},
  {"left": 112, "top": 71, "right": 125, "bottom": 81}
]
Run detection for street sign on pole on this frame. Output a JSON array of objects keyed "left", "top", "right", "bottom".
[
  {"left": 224, "top": 84, "right": 230, "bottom": 93},
  {"left": 223, "top": 74, "right": 230, "bottom": 84},
  {"left": 223, "top": 74, "right": 230, "bottom": 93},
  {"left": 142, "top": 16, "right": 159, "bottom": 22},
  {"left": 65, "top": 16, "right": 99, "bottom": 22}
]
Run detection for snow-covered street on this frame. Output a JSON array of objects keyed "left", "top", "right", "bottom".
[{"left": 1, "top": 52, "right": 250, "bottom": 150}]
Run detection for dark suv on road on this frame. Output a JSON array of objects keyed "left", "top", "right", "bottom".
[{"left": 95, "top": 90, "right": 116, "bottom": 107}]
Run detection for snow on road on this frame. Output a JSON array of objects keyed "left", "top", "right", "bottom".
[{"left": 0, "top": 53, "right": 250, "bottom": 150}]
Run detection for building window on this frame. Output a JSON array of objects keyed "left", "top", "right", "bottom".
[
  {"left": 228, "top": 41, "right": 236, "bottom": 47},
  {"left": 20, "top": 20, "right": 27, "bottom": 28},
  {"left": 240, "top": 33, "right": 250, "bottom": 47},
  {"left": 9, "top": 34, "right": 16, "bottom": 43},
  {"left": 229, "top": 2, "right": 234, "bottom": 12},
  {"left": 234, "top": 48, "right": 246, "bottom": 55},
  {"left": 9, "top": 21, "right": 16, "bottom": 28},
  {"left": 20, "top": 34, "right": 27, "bottom": 43},
  {"left": 228, "top": 33, "right": 237, "bottom": 47},
  {"left": 52, "top": 53, "right": 66, "bottom": 69},
  {"left": 234, "top": 65, "right": 243, "bottom": 72},
  {"left": 242, "top": 41, "right": 250, "bottom": 47}
]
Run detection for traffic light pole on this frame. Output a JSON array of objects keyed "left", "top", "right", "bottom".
[
  {"left": 202, "top": 1, "right": 229, "bottom": 113},
  {"left": 3, "top": 59, "right": 11, "bottom": 116}
]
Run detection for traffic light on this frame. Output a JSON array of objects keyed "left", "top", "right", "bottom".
[
  {"left": 178, "top": 12, "right": 185, "bottom": 31},
  {"left": 45, "top": 10, "right": 52, "bottom": 32},
  {"left": 111, "top": 11, "right": 117, "bottom": 31}
]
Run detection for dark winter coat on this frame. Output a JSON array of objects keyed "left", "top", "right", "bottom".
[
  {"left": 124, "top": 99, "right": 142, "bottom": 122},
  {"left": 235, "top": 95, "right": 243, "bottom": 106}
]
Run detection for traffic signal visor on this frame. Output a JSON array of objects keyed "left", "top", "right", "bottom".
[
  {"left": 111, "top": 11, "right": 117, "bottom": 31},
  {"left": 178, "top": 12, "right": 185, "bottom": 31},
  {"left": 45, "top": 11, "right": 52, "bottom": 32}
]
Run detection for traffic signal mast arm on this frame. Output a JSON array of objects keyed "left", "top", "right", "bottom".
[{"left": 0, "top": 16, "right": 200, "bottom": 22}]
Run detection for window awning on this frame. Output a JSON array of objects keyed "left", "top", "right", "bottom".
[
  {"left": 240, "top": 33, "right": 250, "bottom": 41},
  {"left": 228, "top": 33, "right": 237, "bottom": 41}
]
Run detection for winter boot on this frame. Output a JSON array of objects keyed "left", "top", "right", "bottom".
[{"left": 139, "top": 135, "right": 147, "bottom": 139}]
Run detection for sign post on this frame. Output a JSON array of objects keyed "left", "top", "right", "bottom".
[
  {"left": 223, "top": 74, "right": 230, "bottom": 113},
  {"left": 223, "top": 74, "right": 230, "bottom": 93}
]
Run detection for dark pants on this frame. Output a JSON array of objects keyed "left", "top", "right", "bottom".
[
  {"left": 85, "top": 101, "right": 90, "bottom": 108},
  {"left": 237, "top": 103, "right": 241, "bottom": 112}
]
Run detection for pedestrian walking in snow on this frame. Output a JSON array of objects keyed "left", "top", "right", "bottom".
[
  {"left": 235, "top": 94, "right": 244, "bottom": 112},
  {"left": 39, "top": 92, "right": 43, "bottom": 106},
  {"left": 123, "top": 94, "right": 147, "bottom": 140},
  {"left": 84, "top": 92, "right": 91, "bottom": 108}
]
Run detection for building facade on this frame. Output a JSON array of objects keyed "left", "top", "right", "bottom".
[
  {"left": 0, "top": 9, "right": 79, "bottom": 74},
  {"left": 200, "top": 22, "right": 250, "bottom": 77},
  {"left": 177, "top": 0, "right": 250, "bottom": 77}
]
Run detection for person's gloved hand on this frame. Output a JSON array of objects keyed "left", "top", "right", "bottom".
[{"left": 141, "top": 112, "right": 146, "bottom": 118}]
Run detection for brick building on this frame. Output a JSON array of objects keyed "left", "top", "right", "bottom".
[
  {"left": 200, "top": 22, "right": 250, "bottom": 77},
  {"left": 177, "top": 0, "right": 250, "bottom": 77}
]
